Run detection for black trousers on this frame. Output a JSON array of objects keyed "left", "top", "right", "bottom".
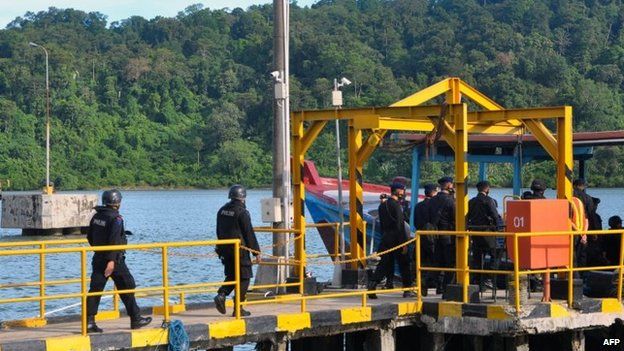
[
  {"left": 421, "top": 238, "right": 437, "bottom": 288},
  {"left": 218, "top": 275, "right": 251, "bottom": 304},
  {"left": 471, "top": 246, "right": 499, "bottom": 285},
  {"left": 87, "top": 257, "right": 140, "bottom": 318},
  {"left": 371, "top": 249, "right": 412, "bottom": 288},
  {"left": 435, "top": 240, "right": 455, "bottom": 290}
]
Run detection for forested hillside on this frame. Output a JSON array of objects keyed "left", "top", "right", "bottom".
[{"left": 1, "top": 0, "right": 624, "bottom": 190}]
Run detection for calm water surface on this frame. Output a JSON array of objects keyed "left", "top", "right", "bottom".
[{"left": 1, "top": 188, "right": 622, "bottom": 348}]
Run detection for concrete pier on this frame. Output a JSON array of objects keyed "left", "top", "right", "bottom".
[
  {"left": 1, "top": 193, "right": 96, "bottom": 235},
  {"left": 2, "top": 293, "right": 624, "bottom": 351}
]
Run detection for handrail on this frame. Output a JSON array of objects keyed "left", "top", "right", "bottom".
[
  {"left": 414, "top": 229, "right": 624, "bottom": 315},
  {"left": 0, "top": 238, "right": 241, "bottom": 335},
  {"left": 3, "top": 224, "right": 624, "bottom": 335}
]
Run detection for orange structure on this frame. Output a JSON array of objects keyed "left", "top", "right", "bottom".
[{"left": 505, "top": 199, "right": 571, "bottom": 269}]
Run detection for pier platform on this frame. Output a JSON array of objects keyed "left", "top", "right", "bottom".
[{"left": 2, "top": 290, "right": 623, "bottom": 351}]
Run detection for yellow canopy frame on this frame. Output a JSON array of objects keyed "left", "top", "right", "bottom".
[{"left": 291, "top": 77, "right": 573, "bottom": 302}]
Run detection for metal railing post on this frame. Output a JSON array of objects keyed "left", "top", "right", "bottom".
[
  {"left": 234, "top": 240, "right": 241, "bottom": 319},
  {"left": 416, "top": 231, "right": 422, "bottom": 303},
  {"left": 568, "top": 231, "right": 574, "bottom": 307},
  {"left": 513, "top": 233, "right": 521, "bottom": 315},
  {"left": 80, "top": 249, "right": 87, "bottom": 336},
  {"left": 39, "top": 243, "right": 46, "bottom": 319},
  {"left": 334, "top": 223, "right": 339, "bottom": 261},
  {"left": 618, "top": 231, "right": 624, "bottom": 303},
  {"left": 162, "top": 246, "right": 170, "bottom": 322},
  {"left": 113, "top": 287, "right": 119, "bottom": 313},
  {"left": 463, "top": 232, "right": 469, "bottom": 303}
]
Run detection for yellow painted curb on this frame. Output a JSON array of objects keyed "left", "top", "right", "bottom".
[
  {"left": 46, "top": 335, "right": 90, "bottom": 351},
  {"left": 131, "top": 328, "right": 169, "bottom": 347},
  {"left": 340, "top": 307, "right": 372, "bottom": 324},
  {"left": 209, "top": 319, "right": 246, "bottom": 339},
  {"left": 277, "top": 312, "right": 311, "bottom": 333}
]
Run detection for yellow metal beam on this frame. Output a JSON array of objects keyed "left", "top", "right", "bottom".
[
  {"left": 557, "top": 106, "right": 574, "bottom": 200},
  {"left": 450, "top": 102, "right": 470, "bottom": 302},
  {"left": 390, "top": 78, "right": 452, "bottom": 107},
  {"left": 439, "top": 118, "right": 457, "bottom": 152},
  {"left": 348, "top": 122, "right": 366, "bottom": 269},
  {"left": 354, "top": 117, "right": 435, "bottom": 132},
  {"left": 301, "top": 120, "right": 327, "bottom": 155},
  {"left": 357, "top": 130, "right": 388, "bottom": 165},
  {"left": 291, "top": 112, "right": 308, "bottom": 312},
  {"left": 353, "top": 117, "right": 522, "bottom": 135},
  {"left": 472, "top": 107, "right": 569, "bottom": 122},
  {"left": 296, "top": 105, "right": 568, "bottom": 127},
  {"left": 523, "top": 119, "right": 558, "bottom": 161},
  {"left": 458, "top": 80, "right": 504, "bottom": 111}
]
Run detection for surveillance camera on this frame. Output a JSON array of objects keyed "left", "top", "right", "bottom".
[
  {"left": 270, "top": 71, "right": 282, "bottom": 82},
  {"left": 340, "top": 77, "right": 352, "bottom": 86}
]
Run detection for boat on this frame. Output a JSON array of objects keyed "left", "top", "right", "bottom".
[{"left": 303, "top": 160, "right": 420, "bottom": 257}]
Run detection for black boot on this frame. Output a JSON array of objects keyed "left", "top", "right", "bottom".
[
  {"left": 130, "top": 316, "right": 152, "bottom": 330},
  {"left": 87, "top": 316, "right": 103, "bottom": 333},
  {"left": 367, "top": 280, "right": 378, "bottom": 299},
  {"left": 232, "top": 308, "right": 251, "bottom": 317},
  {"left": 214, "top": 293, "right": 227, "bottom": 315},
  {"left": 403, "top": 290, "right": 416, "bottom": 298}
]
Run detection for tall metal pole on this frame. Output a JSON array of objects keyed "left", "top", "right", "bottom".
[
  {"left": 29, "top": 42, "right": 52, "bottom": 195},
  {"left": 45, "top": 47, "right": 50, "bottom": 195},
  {"left": 272, "top": 0, "right": 290, "bottom": 284}
]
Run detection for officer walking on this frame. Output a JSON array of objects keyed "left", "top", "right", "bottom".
[
  {"left": 86, "top": 189, "right": 152, "bottom": 333},
  {"left": 428, "top": 176, "right": 456, "bottom": 294},
  {"left": 367, "top": 182, "right": 414, "bottom": 299},
  {"left": 467, "top": 181, "right": 502, "bottom": 291},
  {"left": 413, "top": 183, "right": 438, "bottom": 296},
  {"left": 214, "top": 185, "right": 260, "bottom": 317}
]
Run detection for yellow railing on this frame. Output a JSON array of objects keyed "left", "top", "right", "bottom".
[
  {"left": 4, "top": 223, "right": 622, "bottom": 335},
  {"left": 415, "top": 229, "right": 624, "bottom": 314},
  {"left": 0, "top": 239, "right": 241, "bottom": 335}
]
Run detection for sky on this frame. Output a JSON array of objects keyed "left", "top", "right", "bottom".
[{"left": 0, "top": 0, "right": 317, "bottom": 28}]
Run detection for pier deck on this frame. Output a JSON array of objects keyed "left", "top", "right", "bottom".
[{"left": 1, "top": 289, "right": 623, "bottom": 351}]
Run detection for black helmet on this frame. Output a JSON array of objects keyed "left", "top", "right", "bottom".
[
  {"left": 609, "top": 215, "right": 622, "bottom": 228},
  {"left": 102, "top": 189, "right": 122, "bottom": 206},
  {"left": 530, "top": 179, "right": 546, "bottom": 192},
  {"left": 228, "top": 185, "right": 247, "bottom": 200}
]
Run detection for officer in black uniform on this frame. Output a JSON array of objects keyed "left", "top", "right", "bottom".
[
  {"left": 413, "top": 183, "right": 438, "bottom": 296},
  {"left": 86, "top": 189, "right": 152, "bottom": 333},
  {"left": 428, "top": 176, "right": 456, "bottom": 294},
  {"left": 467, "top": 181, "right": 502, "bottom": 291},
  {"left": 367, "top": 182, "right": 414, "bottom": 299},
  {"left": 214, "top": 185, "right": 260, "bottom": 317},
  {"left": 522, "top": 179, "right": 547, "bottom": 199}
]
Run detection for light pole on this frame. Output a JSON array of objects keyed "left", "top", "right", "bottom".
[
  {"left": 332, "top": 77, "right": 351, "bottom": 263},
  {"left": 29, "top": 42, "right": 53, "bottom": 195}
]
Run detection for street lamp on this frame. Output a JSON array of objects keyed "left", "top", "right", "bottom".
[{"left": 29, "top": 42, "right": 53, "bottom": 195}]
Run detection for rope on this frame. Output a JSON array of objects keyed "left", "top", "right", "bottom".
[
  {"left": 167, "top": 320, "right": 189, "bottom": 351},
  {"left": 239, "top": 237, "right": 418, "bottom": 266}
]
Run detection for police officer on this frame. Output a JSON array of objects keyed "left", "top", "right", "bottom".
[
  {"left": 214, "top": 185, "right": 260, "bottom": 317},
  {"left": 367, "top": 182, "right": 414, "bottom": 299},
  {"left": 605, "top": 216, "right": 623, "bottom": 266},
  {"left": 413, "top": 183, "right": 438, "bottom": 296},
  {"left": 428, "top": 176, "right": 456, "bottom": 294},
  {"left": 467, "top": 181, "right": 502, "bottom": 291},
  {"left": 86, "top": 189, "right": 152, "bottom": 333},
  {"left": 522, "top": 179, "right": 547, "bottom": 199}
]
